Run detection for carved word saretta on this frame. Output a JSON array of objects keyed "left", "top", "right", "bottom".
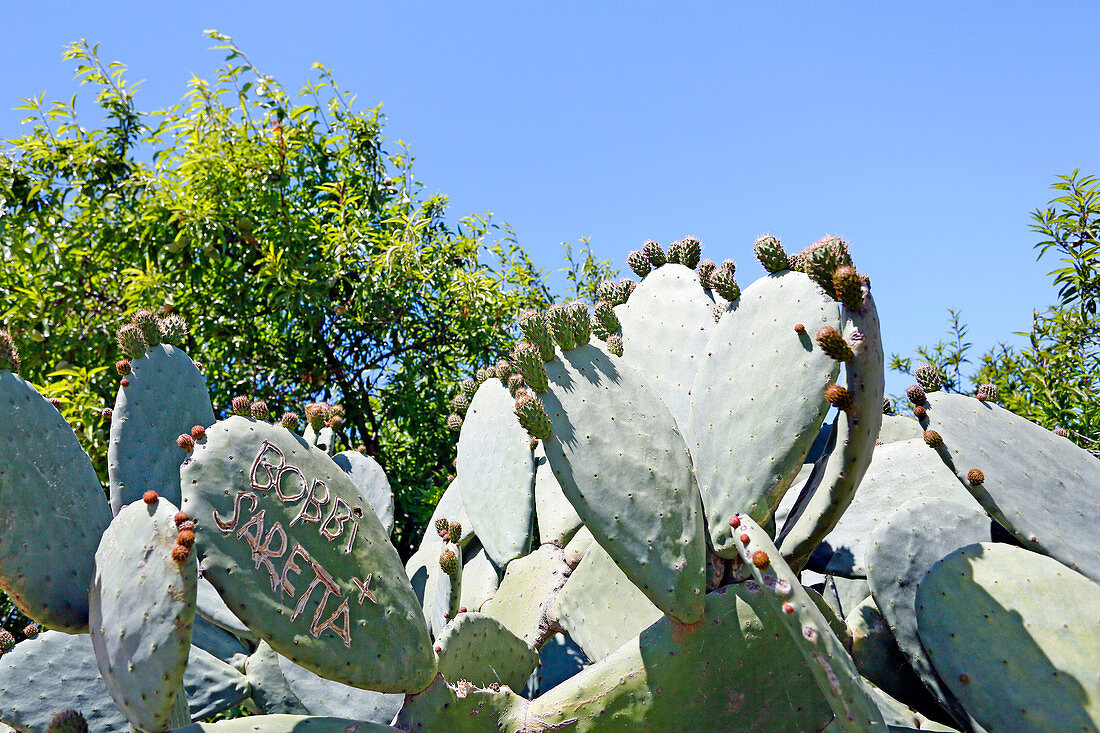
[{"left": 212, "top": 441, "right": 377, "bottom": 648}]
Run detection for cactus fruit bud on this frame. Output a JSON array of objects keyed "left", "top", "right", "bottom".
[
  {"left": 304, "top": 402, "right": 325, "bottom": 430},
  {"left": 967, "top": 468, "right": 985, "bottom": 485},
  {"left": 883, "top": 397, "right": 895, "bottom": 416},
  {"left": 47, "top": 709, "right": 88, "bottom": 733},
  {"left": 22, "top": 623, "right": 40, "bottom": 638},
  {"left": 569, "top": 301, "right": 591, "bottom": 346},
  {"left": 447, "top": 413, "right": 463, "bottom": 431},
  {"left": 435, "top": 518, "right": 451, "bottom": 540},
  {"left": 712, "top": 304, "right": 726, "bottom": 323},
  {"left": 495, "top": 359, "right": 513, "bottom": 384},
  {"left": 171, "top": 544, "right": 190, "bottom": 562},
  {"left": 782, "top": 602, "right": 795, "bottom": 614},
  {"left": 158, "top": 314, "right": 189, "bottom": 346},
  {"left": 914, "top": 363, "right": 944, "bottom": 392},
  {"left": 547, "top": 304, "right": 577, "bottom": 351},
  {"left": 604, "top": 279, "right": 635, "bottom": 307},
  {"left": 606, "top": 334, "right": 624, "bottom": 356},
  {"left": 475, "top": 368, "right": 490, "bottom": 383},
  {"left": 0, "top": 330, "right": 20, "bottom": 372},
  {"left": 101, "top": 407, "right": 113, "bottom": 420},
  {"left": 824, "top": 384, "right": 854, "bottom": 411},
  {"left": 49, "top": 398, "right": 62, "bottom": 409},
  {"left": 507, "top": 373, "right": 527, "bottom": 398},
  {"left": 593, "top": 300, "right": 620, "bottom": 337},
  {"left": 250, "top": 400, "right": 270, "bottom": 421},
  {"left": 459, "top": 606, "right": 467, "bottom": 614},
  {"left": 519, "top": 310, "right": 556, "bottom": 361},
  {"left": 794, "top": 323, "right": 806, "bottom": 334},
  {"left": 832, "top": 265, "right": 864, "bottom": 310},
  {"left": 923, "top": 430, "right": 943, "bottom": 448},
  {"left": 281, "top": 411, "right": 300, "bottom": 430},
  {"left": 595, "top": 280, "right": 615, "bottom": 302},
  {"left": 460, "top": 378, "right": 478, "bottom": 398},
  {"left": 117, "top": 323, "right": 147, "bottom": 359},
  {"left": 728, "top": 514, "right": 741, "bottom": 528},
  {"left": 642, "top": 240, "right": 666, "bottom": 268},
  {"left": 512, "top": 343, "right": 549, "bottom": 393},
  {"left": 177, "top": 434, "right": 195, "bottom": 452},
  {"left": 142, "top": 490, "right": 159, "bottom": 505},
  {"left": 439, "top": 549, "right": 459, "bottom": 576},
  {"left": 913, "top": 405, "right": 927, "bottom": 419},
  {"left": 751, "top": 551, "right": 770, "bottom": 569},
  {"left": 678, "top": 236, "right": 702, "bottom": 269},
  {"left": 627, "top": 249, "right": 652, "bottom": 278},
  {"left": 740, "top": 533, "right": 750, "bottom": 543},
  {"left": 451, "top": 393, "right": 470, "bottom": 413},
  {"left": 0, "top": 630, "right": 14, "bottom": 653},
  {"left": 816, "top": 326, "right": 853, "bottom": 362},
  {"left": 131, "top": 309, "right": 162, "bottom": 347},
  {"left": 710, "top": 263, "right": 741, "bottom": 302},
  {"left": 231, "top": 396, "right": 252, "bottom": 417},
  {"left": 529, "top": 437, "right": 539, "bottom": 451},
  {"left": 796, "top": 236, "right": 853, "bottom": 299},
  {"left": 753, "top": 235, "right": 789, "bottom": 273},
  {"left": 448, "top": 521, "right": 462, "bottom": 540},
  {"left": 120, "top": 378, "right": 130, "bottom": 388},
  {"left": 115, "top": 359, "right": 131, "bottom": 375},
  {"left": 697, "top": 259, "right": 717, "bottom": 289},
  {"left": 176, "top": 529, "right": 196, "bottom": 548},
  {"left": 177, "top": 520, "right": 195, "bottom": 533},
  {"left": 191, "top": 425, "right": 206, "bottom": 441},
  {"left": 906, "top": 384, "right": 927, "bottom": 405},
  {"left": 1053, "top": 427, "right": 1069, "bottom": 437},
  {"left": 174, "top": 511, "right": 189, "bottom": 527},
  {"left": 976, "top": 383, "right": 998, "bottom": 402},
  {"left": 515, "top": 393, "right": 552, "bottom": 441},
  {"left": 666, "top": 239, "right": 684, "bottom": 265}
]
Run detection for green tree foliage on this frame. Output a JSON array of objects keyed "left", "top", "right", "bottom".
[
  {"left": 891, "top": 171, "right": 1099, "bottom": 455},
  {"left": 0, "top": 33, "right": 582, "bottom": 556}
]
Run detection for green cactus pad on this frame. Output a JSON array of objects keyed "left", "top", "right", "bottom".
[
  {"left": 877, "top": 415, "right": 923, "bottom": 444},
  {"left": 394, "top": 675, "right": 522, "bottom": 732},
  {"left": 0, "top": 632, "right": 249, "bottom": 733},
  {"left": 532, "top": 443, "right": 582, "bottom": 545},
  {"left": 171, "top": 715, "right": 400, "bottom": 733},
  {"left": 196, "top": 577, "right": 256, "bottom": 642},
  {"left": 89, "top": 497, "right": 197, "bottom": 732},
  {"left": 614, "top": 264, "right": 716, "bottom": 430},
  {"left": 426, "top": 480, "right": 475, "bottom": 548},
  {"left": 431, "top": 544, "right": 462, "bottom": 638},
  {"left": 916, "top": 543, "right": 1100, "bottom": 733},
  {"left": 779, "top": 285, "right": 885, "bottom": 570},
  {"left": 554, "top": 540, "right": 663, "bottom": 662},
  {"left": 435, "top": 612, "right": 540, "bottom": 691},
  {"left": 455, "top": 380, "right": 535, "bottom": 566},
  {"left": 688, "top": 270, "right": 841, "bottom": 553},
  {"left": 539, "top": 342, "right": 706, "bottom": 623},
  {"left": 729, "top": 515, "right": 887, "bottom": 731},
  {"left": 480, "top": 543, "right": 571, "bottom": 648},
  {"left": 458, "top": 546, "right": 500, "bottom": 613},
  {"left": 275, "top": 653, "right": 403, "bottom": 722},
  {"left": 184, "top": 645, "right": 251, "bottom": 722},
  {"left": 865, "top": 497, "right": 992, "bottom": 726},
  {"left": 191, "top": 613, "right": 249, "bottom": 667},
  {"left": 332, "top": 450, "right": 394, "bottom": 535},
  {"left": 0, "top": 372, "right": 112, "bottom": 632},
  {"left": 302, "top": 424, "right": 337, "bottom": 455},
  {"left": 517, "top": 586, "right": 835, "bottom": 732},
  {"left": 810, "top": 438, "right": 984, "bottom": 578},
  {"left": 846, "top": 597, "right": 945, "bottom": 723},
  {"left": 181, "top": 416, "right": 435, "bottom": 693},
  {"left": 921, "top": 391, "right": 1100, "bottom": 583},
  {"left": 244, "top": 641, "right": 309, "bottom": 715},
  {"left": 108, "top": 344, "right": 215, "bottom": 513}
]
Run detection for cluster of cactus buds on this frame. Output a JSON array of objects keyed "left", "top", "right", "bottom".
[
  {"left": 115, "top": 308, "right": 190, "bottom": 360},
  {"left": 171, "top": 511, "right": 195, "bottom": 562}
]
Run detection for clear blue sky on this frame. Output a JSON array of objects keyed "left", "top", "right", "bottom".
[{"left": 4, "top": 2, "right": 1099, "bottom": 398}]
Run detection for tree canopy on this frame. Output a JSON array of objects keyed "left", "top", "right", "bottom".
[{"left": 0, "top": 33, "right": 613, "bottom": 555}]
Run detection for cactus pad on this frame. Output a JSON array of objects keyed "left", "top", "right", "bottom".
[
  {"left": 181, "top": 416, "right": 435, "bottom": 693},
  {"left": 455, "top": 380, "right": 535, "bottom": 565},
  {"left": 921, "top": 391, "right": 1100, "bottom": 583},
  {"left": 332, "top": 450, "right": 395, "bottom": 535},
  {"left": 0, "top": 371, "right": 112, "bottom": 631},
  {"left": 916, "top": 543, "right": 1100, "bottom": 733},
  {"left": 435, "top": 612, "right": 540, "bottom": 691}
]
